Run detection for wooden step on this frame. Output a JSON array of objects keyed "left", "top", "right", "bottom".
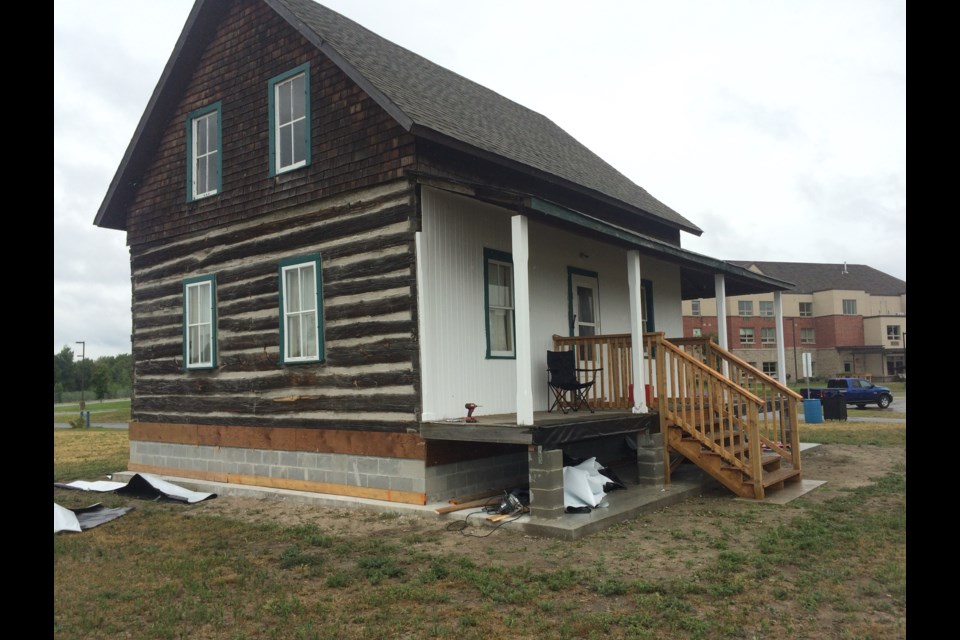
[{"left": 759, "top": 467, "right": 801, "bottom": 489}]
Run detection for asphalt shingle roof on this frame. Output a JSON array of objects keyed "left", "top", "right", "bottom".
[
  {"left": 727, "top": 261, "right": 906, "bottom": 295},
  {"left": 276, "top": 0, "right": 702, "bottom": 234}
]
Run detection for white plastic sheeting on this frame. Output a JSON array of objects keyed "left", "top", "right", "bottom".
[
  {"left": 55, "top": 473, "right": 216, "bottom": 503},
  {"left": 562, "top": 457, "right": 609, "bottom": 508}
]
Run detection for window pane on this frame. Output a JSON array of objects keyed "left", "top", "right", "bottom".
[
  {"left": 196, "top": 117, "right": 208, "bottom": 154},
  {"left": 188, "top": 285, "right": 199, "bottom": 324},
  {"left": 208, "top": 113, "right": 218, "bottom": 150},
  {"left": 302, "top": 311, "right": 317, "bottom": 357},
  {"left": 287, "top": 315, "right": 301, "bottom": 358},
  {"left": 278, "top": 82, "right": 292, "bottom": 126},
  {"left": 280, "top": 127, "right": 293, "bottom": 168},
  {"left": 489, "top": 308, "right": 512, "bottom": 352},
  {"left": 293, "top": 119, "right": 306, "bottom": 164},
  {"left": 577, "top": 286, "right": 595, "bottom": 323},
  {"left": 299, "top": 265, "right": 316, "bottom": 312},
  {"left": 197, "top": 283, "right": 210, "bottom": 323},
  {"left": 291, "top": 74, "right": 306, "bottom": 119},
  {"left": 285, "top": 269, "right": 301, "bottom": 312}
]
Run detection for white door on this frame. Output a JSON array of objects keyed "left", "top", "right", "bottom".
[{"left": 571, "top": 273, "right": 600, "bottom": 361}]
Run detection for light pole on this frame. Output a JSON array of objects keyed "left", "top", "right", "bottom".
[{"left": 76, "top": 341, "right": 86, "bottom": 411}]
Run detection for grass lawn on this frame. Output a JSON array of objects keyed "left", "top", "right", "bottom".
[
  {"left": 54, "top": 399, "right": 131, "bottom": 424},
  {"left": 54, "top": 423, "right": 906, "bottom": 639}
]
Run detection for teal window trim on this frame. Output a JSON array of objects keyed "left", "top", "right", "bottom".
[
  {"left": 484, "top": 248, "right": 516, "bottom": 359},
  {"left": 182, "top": 274, "right": 217, "bottom": 370},
  {"left": 566, "top": 266, "right": 599, "bottom": 336},
  {"left": 185, "top": 102, "right": 222, "bottom": 202},
  {"left": 278, "top": 253, "right": 324, "bottom": 365},
  {"left": 268, "top": 63, "right": 311, "bottom": 177}
]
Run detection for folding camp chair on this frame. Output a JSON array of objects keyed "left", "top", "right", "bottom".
[{"left": 546, "top": 350, "right": 602, "bottom": 414}]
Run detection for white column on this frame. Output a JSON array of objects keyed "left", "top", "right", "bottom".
[
  {"left": 774, "top": 290, "right": 787, "bottom": 384},
  {"left": 512, "top": 215, "right": 534, "bottom": 425},
  {"left": 627, "top": 250, "right": 649, "bottom": 413},
  {"left": 714, "top": 274, "right": 728, "bottom": 350}
]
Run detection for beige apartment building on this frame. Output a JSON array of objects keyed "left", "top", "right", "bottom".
[{"left": 682, "top": 262, "right": 906, "bottom": 382}]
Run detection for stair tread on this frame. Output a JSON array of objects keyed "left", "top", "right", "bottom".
[{"left": 758, "top": 467, "right": 801, "bottom": 488}]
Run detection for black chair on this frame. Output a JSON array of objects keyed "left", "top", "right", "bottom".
[{"left": 546, "top": 350, "right": 602, "bottom": 414}]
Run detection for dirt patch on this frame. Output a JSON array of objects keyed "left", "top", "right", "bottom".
[{"left": 191, "top": 443, "right": 905, "bottom": 562}]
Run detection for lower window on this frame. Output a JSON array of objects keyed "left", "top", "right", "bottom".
[
  {"left": 183, "top": 275, "right": 216, "bottom": 369},
  {"left": 279, "top": 255, "right": 323, "bottom": 363}
]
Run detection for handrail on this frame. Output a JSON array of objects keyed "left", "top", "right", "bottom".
[
  {"left": 646, "top": 333, "right": 764, "bottom": 488},
  {"left": 551, "top": 332, "right": 803, "bottom": 492}
]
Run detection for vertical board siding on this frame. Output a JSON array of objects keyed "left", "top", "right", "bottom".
[{"left": 131, "top": 181, "right": 420, "bottom": 432}]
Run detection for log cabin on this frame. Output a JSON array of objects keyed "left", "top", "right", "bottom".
[{"left": 95, "top": 0, "right": 805, "bottom": 517}]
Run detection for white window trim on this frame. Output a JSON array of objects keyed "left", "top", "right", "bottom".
[
  {"left": 184, "top": 276, "right": 216, "bottom": 369},
  {"left": 280, "top": 256, "right": 323, "bottom": 364},
  {"left": 269, "top": 64, "right": 311, "bottom": 176},
  {"left": 186, "top": 102, "right": 222, "bottom": 202},
  {"left": 485, "top": 249, "right": 516, "bottom": 359},
  {"left": 739, "top": 328, "right": 755, "bottom": 345}
]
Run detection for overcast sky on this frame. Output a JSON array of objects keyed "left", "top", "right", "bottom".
[{"left": 54, "top": 0, "right": 906, "bottom": 359}]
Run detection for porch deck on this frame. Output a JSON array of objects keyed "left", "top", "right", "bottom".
[{"left": 419, "top": 409, "right": 660, "bottom": 446}]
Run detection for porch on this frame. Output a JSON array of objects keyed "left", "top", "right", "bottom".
[{"left": 420, "top": 332, "right": 805, "bottom": 525}]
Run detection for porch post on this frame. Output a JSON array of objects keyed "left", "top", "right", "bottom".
[
  {"left": 714, "top": 274, "right": 728, "bottom": 350},
  {"left": 627, "top": 250, "right": 649, "bottom": 413},
  {"left": 774, "top": 290, "right": 787, "bottom": 384},
  {"left": 512, "top": 215, "right": 534, "bottom": 425}
]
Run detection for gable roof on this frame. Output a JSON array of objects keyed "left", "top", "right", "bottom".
[
  {"left": 95, "top": 0, "right": 702, "bottom": 236},
  {"left": 728, "top": 261, "right": 906, "bottom": 295}
]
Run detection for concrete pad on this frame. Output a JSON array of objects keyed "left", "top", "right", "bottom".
[{"left": 735, "top": 479, "right": 827, "bottom": 505}]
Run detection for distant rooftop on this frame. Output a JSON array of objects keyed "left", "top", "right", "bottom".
[{"left": 727, "top": 261, "right": 906, "bottom": 296}]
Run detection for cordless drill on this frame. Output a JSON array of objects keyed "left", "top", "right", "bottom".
[{"left": 464, "top": 403, "right": 479, "bottom": 423}]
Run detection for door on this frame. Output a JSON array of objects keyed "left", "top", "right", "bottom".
[
  {"left": 571, "top": 273, "right": 600, "bottom": 339},
  {"left": 569, "top": 272, "right": 600, "bottom": 364}
]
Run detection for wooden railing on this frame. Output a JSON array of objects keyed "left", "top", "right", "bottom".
[
  {"left": 551, "top": 333, "right": 634, "bottom": 409},
  {"left": 660, "top": 336, "right": 803, "bottom": 471},
  {"left": 552, "top": 333, "right": 804, "bottom": 489}
]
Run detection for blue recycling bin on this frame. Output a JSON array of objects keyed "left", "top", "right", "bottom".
[{"left": 803, "top": 398, "right": 823, "bottom": 424}]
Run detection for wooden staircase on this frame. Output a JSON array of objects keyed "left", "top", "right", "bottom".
[
  {"left": 648, "top": 334, "right": 804, "bottom": 500},
  {"left": 550, "top": 332, "right": 804, "bottom": 500}
]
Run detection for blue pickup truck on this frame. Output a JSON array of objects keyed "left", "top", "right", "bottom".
[{"left": 799, "top": 378, "right": 894, "bottom": 409}]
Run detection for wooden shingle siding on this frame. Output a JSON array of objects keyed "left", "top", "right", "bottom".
[
  {"left": 129, "top": 179, "right": 420, "bottom": 432},
  {"left": 124, "top": 0, "right": 415, "bottom": 248}
]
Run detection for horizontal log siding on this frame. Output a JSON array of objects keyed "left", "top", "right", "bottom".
[
  {"left": 130, "top": 181, "right": 420, "bottom": 432},
  {"left": 123, "top": 0, "right": 415, "bottom": 247}
]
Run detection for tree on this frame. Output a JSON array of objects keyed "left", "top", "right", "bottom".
[
  {"left": 92, "top": 362, "right": 111, "bottom": 401},
  {"left": 54, "top": 345, "right": 75, "bottom": 392}
]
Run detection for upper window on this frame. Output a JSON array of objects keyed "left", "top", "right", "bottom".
[
  {"left": 183, "top": 275, "right": 217, "bottom": 369},
  {"left": 691, "top": 300, "right": 701, "bottom": 316},
  {"left": 886, "top": 325, "right": 901, "bottom": 341},
  {"left": 279, "top": 254, "right": 323, "bottom": 364},
  {"left": 484, "top": 249, "right": 515, "bottom": 358},
  {"left": 759, "top": 301, "right": 774, "bottom": 317},
  {"left": 842, "top": 299, "right": 858, "bottom": 315},
  {"left": 798, "top": 302, "right": 813, "bottom": 317},
  {"left": 800, "top": 328, "right": 815, "bottom": 344},
  {"left": 186, "top": 103, "right": 222, "bottom": 201},
  {"left": 761, "top": 327, "right": 776, "bottom": 344},
  {"left": 738, "top": 301, "right": 753, "bottom": 317},
  {"left": 739, "top": 328, "right": 755, "bottom": 345},
  {"left": 269, "top": 64, "right": 311, "bottom": 176}
]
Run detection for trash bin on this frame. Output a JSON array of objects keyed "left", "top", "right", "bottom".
[
  {"left": 803, "top": 398, "right": 823, "bottom": 424},
  {"left": 821, "top": 390, "right": 848, "bottom": 421}
]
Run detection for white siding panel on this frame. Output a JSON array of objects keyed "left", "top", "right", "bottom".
[{"left": 418, "top": 187, "right": 684, "bottom": 420}]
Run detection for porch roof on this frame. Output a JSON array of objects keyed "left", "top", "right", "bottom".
[{"left": 525, "top": 197, "right": 796, "bottom": 298}]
